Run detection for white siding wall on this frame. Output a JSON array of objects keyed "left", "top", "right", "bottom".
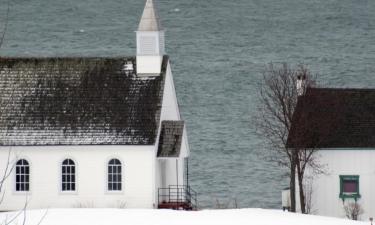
[
  {"left": 136, "top": 56, "right": 163, "bottom": 74},
  {"left": 160, "top": 62, "right": 180, "bottom": 121},
  {"left": 306, "top": 150, "right": 375, "bottom": 220},
  {"left": 0, "top": 145, "right": 156, "bottom": 210},
  {"left": 161, "top": 62, "right": 190, "bottom": 158},
  {"left": 154, "top": 61, "right": 189, "bottom": 204}
]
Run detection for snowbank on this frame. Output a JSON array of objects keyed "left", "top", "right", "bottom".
[{"left": 0, "top": 208, "right": 366, "bottom": 225}]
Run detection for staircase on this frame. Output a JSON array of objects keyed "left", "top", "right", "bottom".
[{"left": 158, "top": 185, "right": 197, "bottom": 210}]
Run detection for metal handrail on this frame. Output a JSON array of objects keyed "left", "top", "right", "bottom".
[{"left": 158, "top": 185, "right": 197, "bottom": 210}]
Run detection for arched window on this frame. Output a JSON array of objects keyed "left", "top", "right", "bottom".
[
  {"left": 62, "top": 159, "right": 75, "bottom": 191},
  {"left": 108, "top": 159, "right": 122, "bottom": 191},
  {"left": 15, "top": 159, "right": 30, "bottom": 192}
]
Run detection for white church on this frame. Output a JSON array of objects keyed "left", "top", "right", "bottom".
[{"left": 0, "top": 0, "right": 196, "bottom": 210}]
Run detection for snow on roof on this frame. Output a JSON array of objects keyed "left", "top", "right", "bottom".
[
  {"left": 137, "top": 0, "right": 163, "bottom": 31},
  {"left": 0, "top": 56, "right": 169, "bottom": 146},
  {"left": 0, "top": 208, "right": 364, "bottom": 225}
]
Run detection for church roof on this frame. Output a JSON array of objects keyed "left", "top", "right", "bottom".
[
  {"left": 157, "top": 121, "right": 184, "bottom": 157},
  {"left": 137, "top": 0, "right": 163, "bottom": 31},
  {"left": 0, "top": 56, "right": 168, "bottom": 146},
  {"left": 287, "top": 88, "right": 375, "bottom": 149}
]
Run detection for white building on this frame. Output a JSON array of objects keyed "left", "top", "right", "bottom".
[
  {"left": 287, "top": 87, "right": 375, "bottom": 220},
  {"left": 0, "top": 0, "right": 195, "bottom": 211}
]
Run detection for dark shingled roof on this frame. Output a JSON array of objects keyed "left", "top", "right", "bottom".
[
  {"left": 0, "top": 56, "right": 169, "bottom": 146},
  {"left": 157, "top": 121, "right": 184, "bottom": 157},
  {"left": 287, "top": 88, "right": 375, "bottom": 149}
]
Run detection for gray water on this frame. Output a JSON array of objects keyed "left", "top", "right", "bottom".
[{"left": 1, "top": 0, "right": 375, "bottom": 209}]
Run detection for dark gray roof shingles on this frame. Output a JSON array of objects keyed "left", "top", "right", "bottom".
[
  {"left": 287, "top": 88, "right": 375, "bottom": 149},
  {"left": 157, "top": 120, "right": 184, "bottom": 157},
  {"left": 0, "top": 56, "right": 168, "bottom": 146}
]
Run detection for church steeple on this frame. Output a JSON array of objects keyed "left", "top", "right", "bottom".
[
  {"left": 138, "top": 0, "right": 163, "bottom": 31},
  {"left": 136, "top": 0, "right": 165, "bottom": 75}
]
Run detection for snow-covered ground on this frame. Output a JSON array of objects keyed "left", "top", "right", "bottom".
[{"left": 0, "top": 208, "right": 366, "bottom": 225}]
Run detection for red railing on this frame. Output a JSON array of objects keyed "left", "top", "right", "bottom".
[{"left": 158, "top": 185, "right": 197, "bottom": 210}]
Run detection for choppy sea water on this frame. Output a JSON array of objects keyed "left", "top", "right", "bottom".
[{"left": 1, "top": 0, "right": 375, "bottom": 209}]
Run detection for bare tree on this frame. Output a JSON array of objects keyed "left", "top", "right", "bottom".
[
  {"left": 254, "top": 63, "right": 321, "bottom": 213},
  {"left": 344, "top": 201, "right": 364, "bottom": 221},
  {"left": 303, "top": 175, "right": 315, "bottom": 214},
  {"left": 211, "top": 196, "right": 239, "bottom": 209},
  {"left": 0, "top": 150, "right": 15, "bottom": 204}
]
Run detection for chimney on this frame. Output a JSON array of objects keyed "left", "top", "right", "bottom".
[{"left": 296, "top": 75, "right": 306, "bottom": 96}]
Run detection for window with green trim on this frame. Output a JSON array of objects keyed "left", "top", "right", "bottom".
[{"left": 339, "top": 175, "right": 360, "bottom": 199}]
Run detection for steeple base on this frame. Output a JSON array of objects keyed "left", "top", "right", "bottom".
[{"left": 136, "top": 55, "right": 163, "bottom": 75}]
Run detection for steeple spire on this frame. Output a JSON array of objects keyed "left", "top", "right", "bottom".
[
  {"left": 138, "top": 0, "right": 163, "bottom": 31},
  {"left": 136, "top": 0, "right": 165, "bottom": 75}
]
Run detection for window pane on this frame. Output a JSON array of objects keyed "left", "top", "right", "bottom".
[
  {"left": 25, "top": 183, "right": 29, "bottom": 191},
  {"left": 343, "top": 180, "right": 357, "bottom": 193},
  {"left": 71, "top": 166, "right": 75, "bottom": 174},
  {"left": 72, "top": 183, "right": 75, "bottom": 191},
  {"left": 118, "top": 183, "right": 122, "bottom": 190}
]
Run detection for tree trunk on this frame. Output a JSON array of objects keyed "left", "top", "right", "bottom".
[
  {"left": 290, "top": 151, "right": 297, "bottom": 212},
  {"left": 297, "top": 162, "right": 306, "bottom": 213}
]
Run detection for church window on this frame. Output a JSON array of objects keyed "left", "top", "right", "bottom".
[
  {"left": 15, "top": 159, "right": 30, "bottom": 192},
  {"left": 62, "top": 159, "right": 76, "bottom": 191},
  {"left": 108, "top": 159, "right": 122, "bottom": 191}
]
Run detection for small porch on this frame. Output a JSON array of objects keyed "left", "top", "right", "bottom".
[{"left": 158, "top": 185, "right": 197, "bottom": 210}]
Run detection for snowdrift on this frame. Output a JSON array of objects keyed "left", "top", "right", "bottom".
[{"left": 0, "top": 208, "right": 366, "bottom": 225}]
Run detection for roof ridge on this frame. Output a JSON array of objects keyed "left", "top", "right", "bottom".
[{"left": 308, "top": 87, "right": 375, "bottom": 92}]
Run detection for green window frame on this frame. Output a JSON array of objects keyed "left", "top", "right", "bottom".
[{"left": 339, "top": 175, "right": 360, "bottom": 199}]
